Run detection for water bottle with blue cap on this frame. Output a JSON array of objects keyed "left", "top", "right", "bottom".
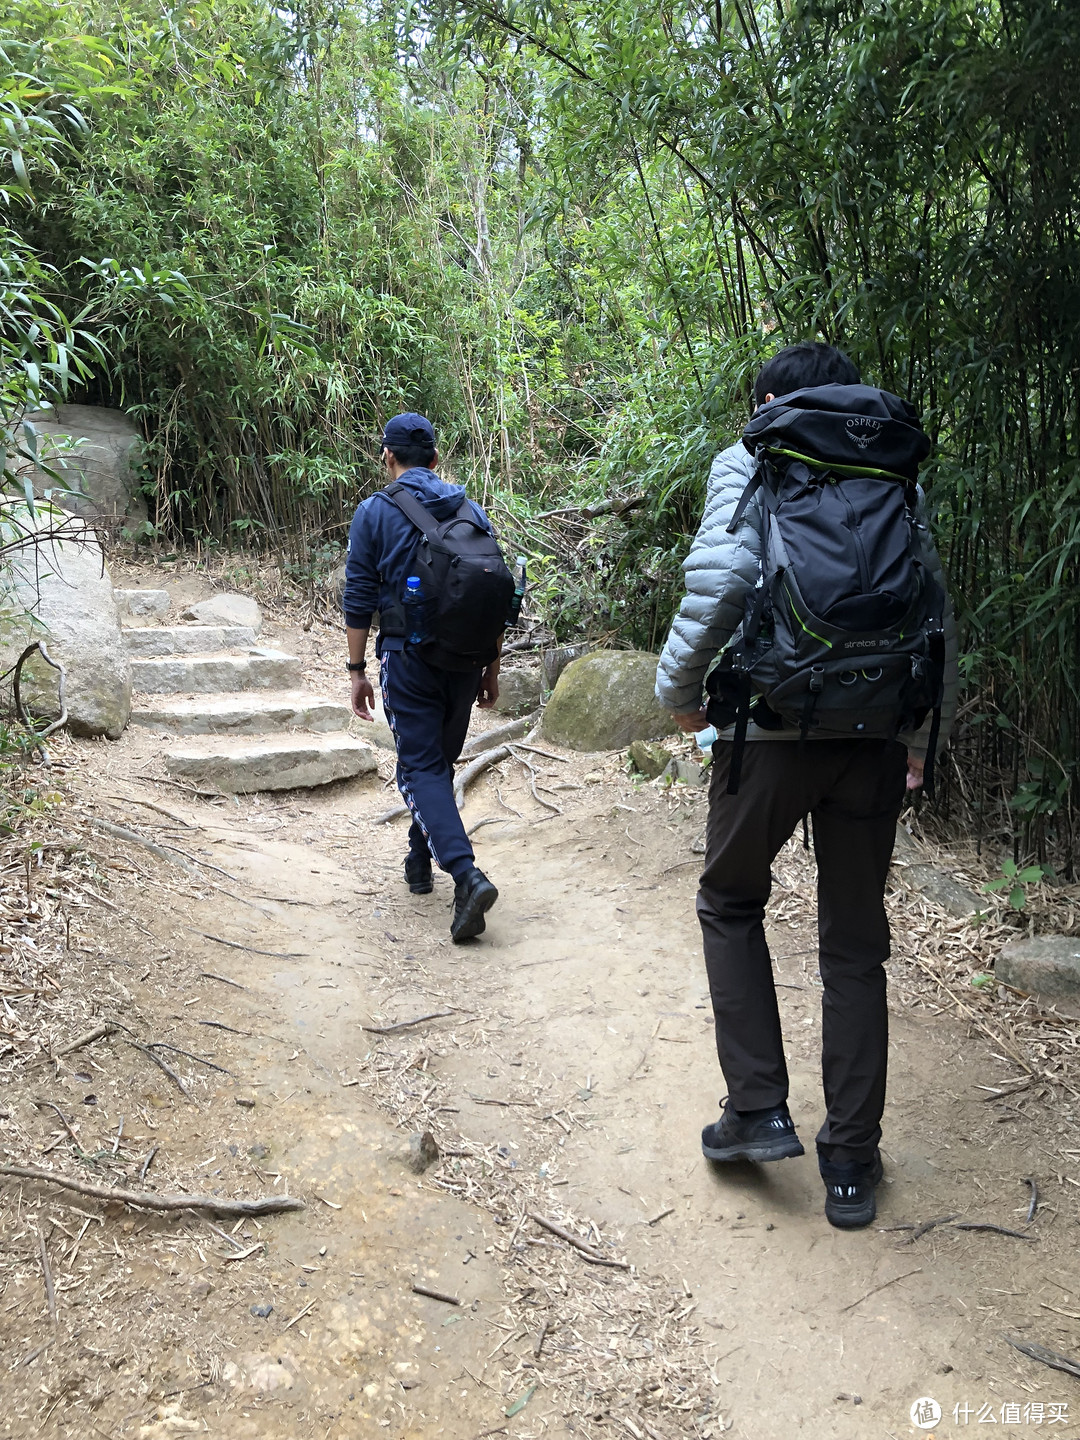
[{"left": 403, "top": 575, "right": 427, "bottom": 645}]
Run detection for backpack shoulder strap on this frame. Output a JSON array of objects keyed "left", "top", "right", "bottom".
[{"left": 383, "top": 483, "right": 440, "bottom": 541}]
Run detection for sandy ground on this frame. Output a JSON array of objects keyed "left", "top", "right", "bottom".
[{"left": 1, "top": 569, "right": 1078, "bottom": 1440}]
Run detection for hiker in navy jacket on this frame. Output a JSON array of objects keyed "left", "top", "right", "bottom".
[{"left": 343, "top": 413, "right": 500, "bottom": 942}]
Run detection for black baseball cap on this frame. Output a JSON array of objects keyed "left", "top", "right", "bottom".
[{"left": 381, "top": 412, "right": 435, "bottom": 450}]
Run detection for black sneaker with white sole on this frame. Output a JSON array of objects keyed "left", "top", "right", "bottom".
[
  {"left": 404, "top": 851, "right": 433, "bottom": 895},
  {"left": 701, "top": 1100, "right": 805, "bottom": 1163},
  {"left": 821, "top": 1150, "right": 884, "bottom": 1229},
  {"left": 450, "top": 866, "right": 498, "bottom": 942}
]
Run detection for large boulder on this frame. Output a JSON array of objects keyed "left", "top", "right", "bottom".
[
  {"left": 541, "top": 650, "right": 676, "bottom": 751},
  {"left": 0, "top": 510, "right": 132, "bottom": 737},
  {"left": 21, "top": 406, "right": 147, "bottom": 526},
  {"left": 996, "top": 937, "right": 1080, "bottom": 1005}
]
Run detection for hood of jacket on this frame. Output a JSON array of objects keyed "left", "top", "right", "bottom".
[{"left": 389, "top": 467, "right": 468, "bottom": 521}]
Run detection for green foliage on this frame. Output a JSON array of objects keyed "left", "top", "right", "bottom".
[
  {"left": 5, "top": 0, "right": 1080, "bottom": 863},
  {"left": 982, "top": 858, "right": 1051, "bottom": 911},
  {"left": 0, "top": 720, "right": 60, "bottom": 836}
]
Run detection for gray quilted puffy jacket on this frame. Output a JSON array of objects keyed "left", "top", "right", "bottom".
[{"left": 655, "top": 441, "right": 959, "bottom": 759}]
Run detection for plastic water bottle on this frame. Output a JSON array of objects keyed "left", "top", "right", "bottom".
[
  {"left": 403, "top": 575, "right": 426, "bottom": 645},
  {"left": 695, "top": 725, "right": 719, "bottom": 751},
  {"left": 508, "top": 555, "right": 527, "bottom": 625}
]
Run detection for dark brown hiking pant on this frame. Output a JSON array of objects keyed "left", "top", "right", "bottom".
[{"left": 698, "top": 738, "right": 908, "bottom": 1166}]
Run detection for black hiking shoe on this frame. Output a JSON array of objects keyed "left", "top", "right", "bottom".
[
  {"left": 701, "top": 1099, "right": 805, "bottom": 1164},
  {"left": 450, "top": 866, "right": 498, "bottom": 942},
  {"left": 404, "top": 851, "right": 433, "bottom": 895},
  {"left": 821, "top": 1150, "right": 884, "bottom": 1230}
]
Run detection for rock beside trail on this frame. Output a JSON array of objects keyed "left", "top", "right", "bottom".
[
  {"left": 392, "top": 1130, "right": 440, "bottom": 1175},
  {"left": 22, "top": 405, "right": 147, "bottom": 525},
  {"left": 493, "top": 666, "right": 542, "bottom": 717},
  {"left": 663, "top": 755, "right": 706, "bottom": 786},
  {"left": 542, "top": 650, "right": 676, "bottom": 751},
  {"left": 891, "top": 826, "right": 982, "bottom": 917},
  {"left": 0, "top": 511, "right": 131, "bottom": 738},
  {"left": 902, "top": 862, "right": 981, "bottom": 918},
  {"left": 328, "top": 561, "right": 347, "bottom": 605},
  {"left": 997, "top": 937, "right": 1080, "bottom": 1004},
  {"left": 628, "top": 739, "right": 671, "bottom": 779},
  {"left": 181, "top": 593, "right": 262, "bottom": 633}
]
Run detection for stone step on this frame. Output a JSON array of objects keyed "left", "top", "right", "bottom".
[
  {"left": 130, "top": 692, "right": 351, "bottom": 736},
  {"left": 131, "top": 649, "right": 302, "bottom": 695},
  {"left": 164, "top": 734, "right": 377, "bottom": 793},
  {"left": 115, "top": 588, "right": 170, "bottom": 620},
  {"left": 125, "top": 625, "right": 257, "bottom": 657}
]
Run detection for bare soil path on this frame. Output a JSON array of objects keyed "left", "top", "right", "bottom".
[{"left": 2, "top": 583, "right": 1078, "bottom": 1440}]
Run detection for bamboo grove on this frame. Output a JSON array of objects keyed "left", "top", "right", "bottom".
[{"left": 3, "top": 0, "right": 1080, "bottom": 862}]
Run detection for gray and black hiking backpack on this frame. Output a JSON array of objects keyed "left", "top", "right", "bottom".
[
  {"left": 383, "top": 483, "right": 515, "bottom": 672},
  {"left": 705, "top": 384, "right": 947, "bottom": 793}
]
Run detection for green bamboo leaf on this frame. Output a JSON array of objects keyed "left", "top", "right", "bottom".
[{"left": 505, "top": 1386, "right": 535, "bottom": 1418}]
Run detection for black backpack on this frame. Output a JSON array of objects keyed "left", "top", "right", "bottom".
[
  {"left": 706, "top": 384, "right": 947, "bottom": 793},
  {"left": 383, "top": 483, "right": 515, "bottom": 671}
]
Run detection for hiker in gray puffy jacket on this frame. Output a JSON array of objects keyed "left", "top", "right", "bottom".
[{"left": 656, "top": 342, "right": 958, "bottom": 1230}]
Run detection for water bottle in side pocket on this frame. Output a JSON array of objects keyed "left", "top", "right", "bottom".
[
  {"left": 507, "top": 555, "right": 527, "bottom": 625},
  {"left": 403, "top": 575, "right": 427, "bottom": 645}
]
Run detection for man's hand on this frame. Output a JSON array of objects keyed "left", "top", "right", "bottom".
[
  {"left": 477, "top": 664, "right": 500, "bottom": 709},
  {"left": 671, "top": 707, "right": 707, "bottom": 735},
  {"left": 351, "top": 671, "right": 375, "bottom": 720},
  {"left": 906, "top": 753, "right": 925, "bottom": 791}
]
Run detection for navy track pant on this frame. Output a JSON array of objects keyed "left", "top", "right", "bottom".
[{"left": 380, "top": 647, "right": 480, "bottom": 882}]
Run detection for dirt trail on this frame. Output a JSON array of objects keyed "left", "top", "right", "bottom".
[{"left": 2, "top": 600, "right": 1079, "bottom": 1440}]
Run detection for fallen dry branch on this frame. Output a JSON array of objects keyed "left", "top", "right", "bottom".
[
  {"left": 896, "top": 1213, "right": 959, "bottom": 1244},
  {"left": 838, "top": 1267, "right": 922, "bottom": 1312},
  {"left": 37, "top": 1230, "right": 57, "bottom": 1324},
  {"left": 952, "top": 1221, "right": 1037, "bottom": 1241},
  {"left": 122, "top": 1039, "right": 194, "bottom": 1100},
  {"left": 189, "top": 929, "right": 307, "bottom": 960},
  {"left": 55, "top": 1021, "right": 116, "bottom": 1058},
  {"left": 92, "top": 818, "right": 200, "bottom": 877},
  {"left": 1004, "top": 1335, "right": 1080, "bottom": 1380},
  {"left": 362, "top": 1010, "right": 456, "bottom": 1035},
  {"left": 148, "top": 1041, "right": 233, "bottom": 1076},
  {"left": 32, "top": 1099, "right": 79, "bottom": 1143},
  {"left": 1024, "top": 1176, "right": 1039, "bottom": 1223},
  {"left": 0, "top": 1164, "right": 305, "bottom": 1217},
  {"left": 109, "top": 794, "right": 198, "bottom": 829},
  {"left": 527, "top": 1212, "right": 631, "bottom": 1269},
  {"left": 411, "top": 1281, "right": 461, "bottom": 1306}
]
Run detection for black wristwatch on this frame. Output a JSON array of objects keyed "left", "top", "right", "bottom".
[{"left": 346, "top": 660, "right": 367, "bottom": 673}]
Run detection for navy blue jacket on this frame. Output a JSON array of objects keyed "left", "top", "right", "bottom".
[{"left": 342, "top": 468, "right": 494, "bottom": 653}]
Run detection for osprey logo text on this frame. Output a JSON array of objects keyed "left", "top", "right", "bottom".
[{"left": 846, "top": 416, "right": 883, "bottom": 450}]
